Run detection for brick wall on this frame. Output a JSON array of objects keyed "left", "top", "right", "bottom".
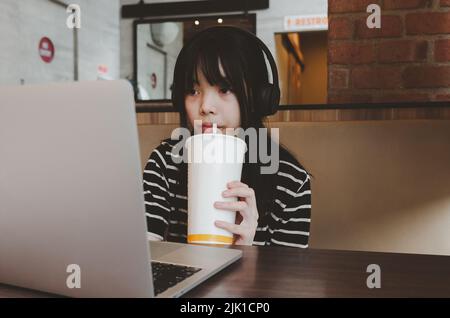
[{"left": 328, "top": 0, "right": 450, "bottom": 103}]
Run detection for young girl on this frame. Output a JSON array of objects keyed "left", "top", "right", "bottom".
[{"left": 143, "top": 26, "right": 311, "bottom": 248}]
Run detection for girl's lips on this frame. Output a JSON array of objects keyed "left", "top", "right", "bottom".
[
  {"left": 202, "top": 125, "right": 213, "bottom": 133},
  {"left": 201, "top": 124, "right": 223, "bottom": 133}
]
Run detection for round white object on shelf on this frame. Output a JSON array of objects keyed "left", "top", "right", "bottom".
[{"left": 150, "top": 22, "right": 180, "bottom": 46}]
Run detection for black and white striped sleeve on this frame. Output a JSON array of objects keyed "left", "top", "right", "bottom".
[
  {"left": 269, "top": 173, "right": 312, "bottom": 248},
  {"left": 143, "top": 149, "right": 172, "bottom": 241}
]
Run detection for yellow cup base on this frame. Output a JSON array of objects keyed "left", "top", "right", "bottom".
[{"left": 188, "top": 234, "right": 233, "bottom": 245}]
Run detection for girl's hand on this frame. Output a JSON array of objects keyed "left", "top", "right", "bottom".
[{"left": 213, "top": 181, "right": 259, "bottom": 245}]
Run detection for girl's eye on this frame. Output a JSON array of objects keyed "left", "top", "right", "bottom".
[
  {"left": 219, "top": 87, "right": 232, "bottom": 94},
  {"left": 187, "top": 89, "right": 199, "bottom": 96}
]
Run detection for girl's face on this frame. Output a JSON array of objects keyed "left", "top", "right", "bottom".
[{"left": 184, "top": 63, "right": 241, "bottom": 134}]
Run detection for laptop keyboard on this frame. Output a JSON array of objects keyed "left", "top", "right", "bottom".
[{"left": 151, "top": 261, "right": 202, "bottom": 296}]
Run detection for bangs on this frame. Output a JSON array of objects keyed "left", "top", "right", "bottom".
[{"left": 183, "top": 39, "right": 243, "bottom": 92}]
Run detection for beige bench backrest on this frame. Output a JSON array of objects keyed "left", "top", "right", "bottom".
[{"left": 138, "top": 120, "right": 450, "bottom": 255}]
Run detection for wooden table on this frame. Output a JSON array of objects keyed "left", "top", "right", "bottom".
[
  {"left": 1, "top": 246, "right": 450, "bottom": 298},
  {"left": 184, "top": 246, "right": 450, "bottom": 297}
]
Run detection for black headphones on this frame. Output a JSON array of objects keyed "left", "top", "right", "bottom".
[{"left": 172, "top": 26, "right": 280, "bottom": 117}]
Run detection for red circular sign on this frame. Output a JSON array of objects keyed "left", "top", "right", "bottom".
[{"left": 38, "top": 37, "right": 55, "bottom": 63}]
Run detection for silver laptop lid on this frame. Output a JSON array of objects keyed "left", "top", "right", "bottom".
[{"left": 0, "top": 80, "right": 154, "bottom": 297}]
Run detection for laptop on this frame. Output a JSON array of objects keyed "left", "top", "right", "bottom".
[{"left": 0, "top": 80, "right": 242, "bottom": 298}]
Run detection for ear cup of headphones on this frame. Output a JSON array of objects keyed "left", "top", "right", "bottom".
[{"left": 259, "top": 83, "right": 280, "bottom": 116}]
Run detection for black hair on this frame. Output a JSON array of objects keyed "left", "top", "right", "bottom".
[
  {"left": 172, "top": 27, "right": 310, "bottom": 219},
  {"left": 173, "top": 27, "right": 270, "bottom": 128}
]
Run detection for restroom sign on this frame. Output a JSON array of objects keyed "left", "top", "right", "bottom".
[
  {"left": 284, "top": 15, "right": 328, "bottom": 32},
  {"left": 38, "top": 37, "right": 55, "bottom": 63}
]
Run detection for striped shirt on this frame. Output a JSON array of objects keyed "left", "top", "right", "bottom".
[{"left": 143, "top": 138, "right": 312, "bottom": 248}]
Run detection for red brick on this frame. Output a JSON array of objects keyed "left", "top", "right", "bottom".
[
  {"left": 441, "top": 0, "right": 450, "bottom": 7},
  {"left": 406, "top": 12, "right": 450, "bottom": 35},
  {"left": 352, "top": 66, "right": 403, "bottom": 89},
  {"left": 329, "top": 17, "right": 353, "bottom": 40},
  {"left": 384, "top": 0, "right": 429, "bottom": 9},
  {"left": 373, "top": 93, "right": 430, "bottom": 103},
  {"left": 329, "top": 0, "right": 378, "bottom": 13},
  {"left": 403, "top": 66, "right": 450, "bottom": 88},
  {"left": 355, "top": 16, "right": 403, "bottom": 39},
  {"left": 435, "top": 39, "right": 450, "bottom": 62},
  {"left": 378, "top": 40, "right": 428, "bottom": 63},
  {"left": 329, "top": 69, "right": 349, "bottom": 89},
  {"left": 328, "top": 42, "right": 376, "bottom": 64}
]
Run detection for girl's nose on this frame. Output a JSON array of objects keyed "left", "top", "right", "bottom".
[{"left": 199, "top": 93, "right": 217, "bottom": 115}]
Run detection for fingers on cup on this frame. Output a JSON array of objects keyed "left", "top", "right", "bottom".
[
  {"left": 223, "top": 187, "right": 254, "bottom": 199},
  {"left": 214, "top": 200, "right": 247, "bottom": 211},
  {"left": 227, "top": 181, "right": 248, "bottom": 188},
  {"left": 215, "top": 220, "right": 243, "bottom": 236}
]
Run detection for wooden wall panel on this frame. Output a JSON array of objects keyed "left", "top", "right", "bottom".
[{"left": 137, "top": 107, "right": 450, "bottom": 125}]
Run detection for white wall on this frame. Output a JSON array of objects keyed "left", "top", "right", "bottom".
[
  {"left": 120, "top": 0, "right": 328, "bottom": 80},
  {"left": 0, "top": 0, "right": 120, "bottom": 85},
  {"left": 77, "top": 0, "right": 121, "bottom": 81}
]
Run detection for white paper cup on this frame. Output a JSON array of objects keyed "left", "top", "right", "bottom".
[{"left": 185, "top": 133, "right": 247, "bottom": 245}]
